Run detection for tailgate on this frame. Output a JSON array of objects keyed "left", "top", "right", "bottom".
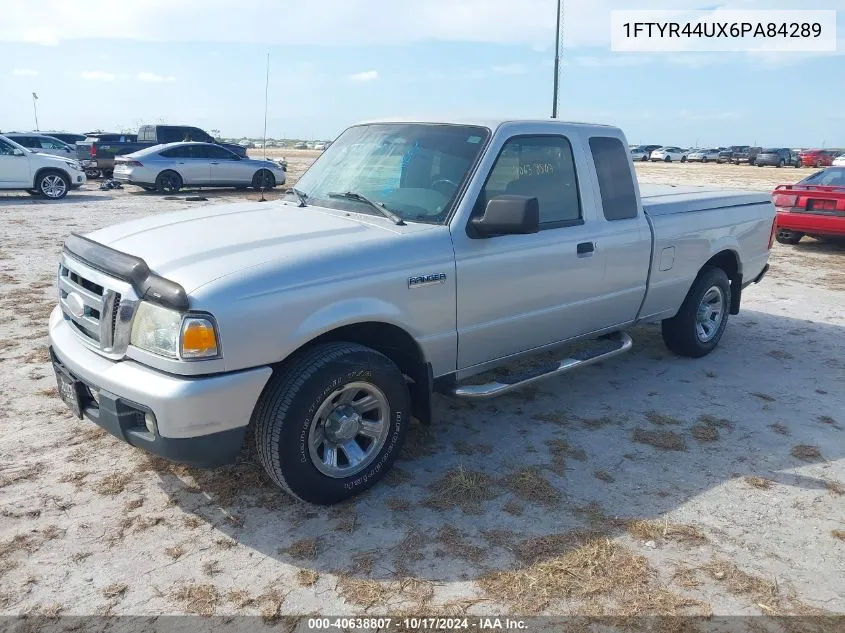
[{"left": 76, "top": 142, "right": 94, "bottom": 161}]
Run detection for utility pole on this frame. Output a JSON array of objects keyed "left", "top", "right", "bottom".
[
  {"left": 552, "top": 0, "right": 561, "bottom": 118},
  {"left": 32, "top": 92, "right": 39, "bottom": 130}
]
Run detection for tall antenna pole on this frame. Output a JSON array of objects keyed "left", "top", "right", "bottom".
[
  {"left": 552, "top": 0, "right": 561, "bottom": 118},
  {"left": 263, "top": 52, "right": 270, "bottom": 162}
]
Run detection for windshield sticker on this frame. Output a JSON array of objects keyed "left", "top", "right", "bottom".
[{"left": 467, "top": 136, "right": 482, "bottom": 144}]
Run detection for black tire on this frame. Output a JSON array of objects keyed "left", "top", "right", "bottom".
[
  {"left": 641, "top": 155, "right": 649, "bottom": 162},
  {"left": 252, "top": 170, "right": 275, "bottom": 190},
  {"left": 680, "top": 155, "right": 687, "bottom": 163},
  {"left": 815, "top": 160, "right": 823, "bottom": 168},
  {"left": 254, "top": 342, "right": 411, "bottom": 505},
  {"left": 777, "top": 160, "right": 784, "bottom": 168},
  {"left": 776, "top": 230, "right": 803, "bottom": 245},
  {"left": 155, "top": 170, "right": 182, "bottom": 193},
  {"left": 701, "top": 157, "right": 708, "bottom": 163},
  {"left": 664, "top": 156, "right": 671, "bottom": 162},
  {"left": 661, "top": 266, "right": 731, "bottom": 358},
  {"left": 85, "top": 168, "right": 101, "bottom": 179},
  {"left": 36, "top": 170, "right": 69, "bottom": 200}
]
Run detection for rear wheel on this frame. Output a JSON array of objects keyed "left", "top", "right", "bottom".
[
  {"left": 661, "top": 266, "right": 731, "bottom": 358},
  {"left": 252, "top": 169, "right": 275, "bottom": 190},
  {"left": 84, "top": 168, "right": 101, "bottom": 179},
  {"left": 777, "top": 159, "right": 785, "bottom": 168},
  {"left": 155, "top": 170, "right": 182, "bottom": 194},
  {"left": 680, "top": 155, "right": 687, "bottom": 163},
  {"left": 701, "top": 157, "right": 708, "bottom": 163},
  {"left": 776, "top": 230, "right": 803, "bottom": 245},
  {"left": 36, "top": 171, "right": 69, "bottom": 200},
  {"left": 254, "top": 342, "right": 411, "bottom": 505},
  {"left": 664, "top": 156, "right": 671, "bottom": 162}
]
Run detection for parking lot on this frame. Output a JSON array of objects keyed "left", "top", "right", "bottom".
[{"left": 0, "top": 159, "right": 843, "bottom": 620}]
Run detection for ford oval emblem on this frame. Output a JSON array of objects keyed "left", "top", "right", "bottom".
[{"left": 66, "top": 292, "right": 85, "bottom": 318}]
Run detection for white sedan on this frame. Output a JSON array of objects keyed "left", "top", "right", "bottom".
[
  {"left": 687, "top": 148, "right": 721, "bottom": 163},
  {"left": 650, "top": 147, "right": 688, "bottom": 162},
  {"left": 630, "top": 147, "right": 649, "bottom": 161},
  {"left": 833, "top": 153, "right": 845, "bottom": 167}
]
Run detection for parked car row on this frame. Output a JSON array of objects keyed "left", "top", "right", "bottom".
[{"left": 630, "top": 144, "right": 843, "bottom": 167}]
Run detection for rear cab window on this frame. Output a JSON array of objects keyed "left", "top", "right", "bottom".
[{"left": 589, "top": 136, "right": 639, "bottom": 221}]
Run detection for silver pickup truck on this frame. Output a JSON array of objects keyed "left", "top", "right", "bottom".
[{"left": 48, "top": 119, "right": 775, "bottom": 504}]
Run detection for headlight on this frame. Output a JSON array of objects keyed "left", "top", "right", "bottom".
[
  {"left": 130, "top": 302, "right": 182, "bottom": 358},
  {"left": 130, "top": 302, "right": 221, "bottom": 360}
]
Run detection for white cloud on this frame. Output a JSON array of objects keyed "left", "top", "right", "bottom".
[
  {"left": 80, "top": 70, "right": 117, "bottom": 81},
  {"left": 492, "top": 63, "right": 529, "bottom": 75},
  {"left": 348, "top": 70, "right": 378, "bottom": 82},
  {"left": 12, "top": 67, "right": 39, "bottom": 76},
  {"left": 137, "top": 71, "right": 176, "bottom": 83}
]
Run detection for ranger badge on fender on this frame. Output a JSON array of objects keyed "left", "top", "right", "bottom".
[{"left": 408, "top": 273, "right": 447, "bottom": 289}]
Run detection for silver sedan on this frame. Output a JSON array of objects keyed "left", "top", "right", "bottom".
[{"left": 112, "top": 142, "right": 286, "bottom": 193}]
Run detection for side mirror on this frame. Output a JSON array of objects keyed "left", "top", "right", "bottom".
[
  {"left": 65, "top": 146, "right": 71, "bottom": 152},
  {"left": 470, "top": 195, "right": 540, "bottom": 237},
  {"left": 12, "top": 148, "right": 25, "bottom": 156}
]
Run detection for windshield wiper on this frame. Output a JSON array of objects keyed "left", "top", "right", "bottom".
[
  {"left": 327, "top": 191, "right": 405, "bottom": 226},
  {"left": 285, "top": 187, "right": 308, "bottom": 207}
]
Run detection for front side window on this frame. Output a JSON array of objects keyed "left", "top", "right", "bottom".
[
  {"left": 0, "top": 139, "right": 18, "bottom": 155},
  {"left": 203, "top": 145, "right": 235, "bottom": 159},
  {"left": 294, "top": 123, "right": 490, "bottom": 223},
  {"left": 478, "top": 135, "right": 581, "bottom": 227}
]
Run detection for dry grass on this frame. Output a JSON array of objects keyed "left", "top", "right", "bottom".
[
  {"left": 632, "top": 428, "right": 687, "bottom": 451},
  {"left": 750, "top": 392, "right": 777, "bottom": 402},
  {"left": 424, "top": 467, "right": 497, "bottom": 513},
  {"left": 164, "top": 545, "right": 185, "bottom": 560},
  {"left": 769, "top": 422, "right": 790, "bottom": 435},
  {"left": 832, "top": 530, "right": 845, "bottom": 541},
  {"left": 690, "top": 423, "right": 719, "bottom": 442},
  {"left": 626, "top": 520, "right": 708, "bottom": 546},
  {"left": 479, "top": 536, "right": 650, "bottom": 614},
  {"left": 791, "top": 445, "right": 823, "bottom": 461},
  {"left": 172, "top": 583, "right": 219, "bottom": 616},
  {"left": 92, "top": 472, "right": 133, "bottom": 496},
  {"left": 823, "top": 480, "right": 844, "bottom": 496},
  {"left": 57, "top": 471, "right": 89, "bottom": 488},
  {"left": 296, "top": 569, "right": 319, "bottom": 587},
  {"left": 818, "top": 415, "right": 838, "bottom": 425},
  {"left": 336, "top": 576, "right": 392, "bottom": 609},
  {"left": 583, "top": 415, "right": 616, "bottom": 429},
  {"left": 283, "top": 538, "right": 318, "bottom": 560},
  {"left": 385, "top": 497, "right": 412, "bottom": 512},
  {"left": 383, "top": 467, "right": 413, "bottom": 487},
  {"left": 452, "top": 441, "right": 493, "bottom": 456},
  {"left": 502, "top": 500, "right": 524, "bottom": 516},
  {"left": 745, "top": 476, "right": 773, "bottom": 490},
  {"left": 435, "top": 525, "right": 486, "bottom": 563},
  {"left": 547, "top": 438, "right": 587, "bottom": 462},
  {"left": 702, "top": 560, "right": 774, "bottom": 596},
  {"left": 102, "top": 583, "right": 128, "bottom": 598},
  {"left": 532, "top": 410, "right": 572, "bottom": 425},
  {"left": 646, "top": 411, "right": 683, "bottom": 425},
  {"left": 501, "top": 467, "right": 561, "bottom": 506},
  {"left": 593, "top": 470, "right": 615, "bottom": 483},
  {"left": 0, "top": 463, "right": 45, "bottom": 488},
  {"left": 23, "top": 346, "right": 50, "bottom": 364}
]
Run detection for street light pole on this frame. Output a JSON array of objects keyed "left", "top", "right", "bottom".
[
  {"left": 552, "top": 0, "right": 561, "bottom": 118},
  {"left": 32, "top": 92, "right": 39, "bottom": 130}
]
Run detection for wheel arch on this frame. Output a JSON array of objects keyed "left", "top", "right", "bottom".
[
  {"left": 702, "top": 249, "right": 741, "bottom": 315},
  {"left": 32, "top": 166, "right": 71, "bottom": 190},
  {"left": 269, "top": 320, "right": 433, "bottom": 425}
]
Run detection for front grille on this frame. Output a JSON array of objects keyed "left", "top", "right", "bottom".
[{"left": 59, "top": 261, "right": 121, "bottom": 350}]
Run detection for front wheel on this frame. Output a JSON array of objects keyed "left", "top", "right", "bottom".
[
  {"left": 661, "top": 266, "right": 731, "bottom": 358},
  {"left": 254, "top": 342, "right": 411, "bottom": 505},
  {"left": 664, "top": 156, "right": 671, "bottom": 162},
  {"left": 37, "top": 171, "right": 69, "bottom": 199},
  {"left": 680, "top": 155, "right": 687, "bottom": 163},
  {"left": 701, "top": 157, "right": 708, "bottom": 163},
  {"left": 252, "top": 169, "right": 275, "bottom": 190}
]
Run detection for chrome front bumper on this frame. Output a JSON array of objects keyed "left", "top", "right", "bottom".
[{"left": 49, "top": 307, "right": 272, "bottom": 444}]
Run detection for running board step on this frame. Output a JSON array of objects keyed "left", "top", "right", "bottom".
[{"left": 451, "top": 332, "right": 633, "bottom": 400}]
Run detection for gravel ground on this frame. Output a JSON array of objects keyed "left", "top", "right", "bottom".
[{"left": 0, "top": 159, "right": 843, "bottom": 623}]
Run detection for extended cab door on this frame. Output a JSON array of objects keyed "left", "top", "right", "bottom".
[{"left": 449, "top": 123, "right": 650, "bottom": 372}]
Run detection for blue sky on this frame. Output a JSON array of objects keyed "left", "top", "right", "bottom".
[{"left": 1, "top": 0, "right": 842, "bottom": 147}]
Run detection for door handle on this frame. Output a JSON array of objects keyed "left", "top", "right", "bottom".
[
  {"left": 210, "top": 162, "right": 219, "bottom": 165},
  {"left": 577, "top": 241, "right": 595, "bottom": 256}
]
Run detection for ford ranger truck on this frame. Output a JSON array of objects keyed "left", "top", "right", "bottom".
[{"left": 49, "top": 119, "right": 775, "bottom": 504}]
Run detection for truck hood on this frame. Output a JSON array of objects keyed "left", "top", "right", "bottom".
[{"left": 84, "top": 201, "right": 427, "bottom": 294}]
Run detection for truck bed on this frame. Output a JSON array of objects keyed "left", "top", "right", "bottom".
[
  {"left": 640, "top": 184, "right": 772, "bottom": 215},
  {"left": 637, "top": 184, "right": 775, "bottom": 323}
]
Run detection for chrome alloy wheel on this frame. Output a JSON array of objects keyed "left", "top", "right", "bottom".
[
  {"left": 307, "top": 382, "right": 390, "bottom": 478},
  {"left": 695, "top": 285, "right": 725, "bottom": 343},
  {"left": 40, "top": 174, "right": 67, "bottom": 198}
]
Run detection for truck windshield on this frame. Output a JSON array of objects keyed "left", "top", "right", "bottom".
[{"left": 293, "top": 123, "right": 490, "bottom": 223}]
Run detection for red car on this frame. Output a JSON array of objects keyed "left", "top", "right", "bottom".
[
  {"left": 798, "top": 149, "right": 836, "bottom": 168},
  {"left": 772, "top": 167, "right": 845, "bottom": 244}
]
